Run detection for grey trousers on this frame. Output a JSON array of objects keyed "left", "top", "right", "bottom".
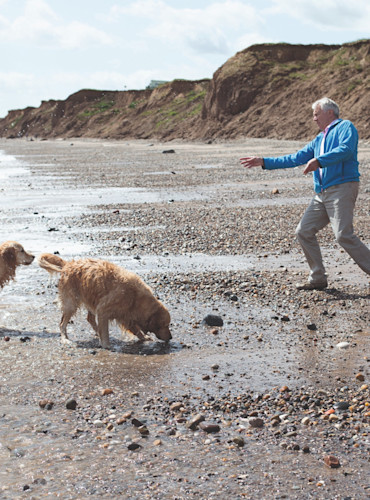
[{"left": 295, "top": 181, "right": 370, "bottom": 283}]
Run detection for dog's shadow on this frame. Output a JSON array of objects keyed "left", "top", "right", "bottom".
[{"left": 75, "top": 338, "right": 184, "bottom": 355}]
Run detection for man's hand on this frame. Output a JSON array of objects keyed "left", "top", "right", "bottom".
[
  {"left": 303, "top": 158, "right": 320, "bottom": 175},
  {"left": 240, "top": 157, "right": 264, "bottom": 168}
]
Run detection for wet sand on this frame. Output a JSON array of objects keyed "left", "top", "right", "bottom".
[{"left": 0, "top": 137, "right": 369, "bottom": 499}]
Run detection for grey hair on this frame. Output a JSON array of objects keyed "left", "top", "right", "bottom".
[{"left": 312, "top": 97, "right": 340, "bottom": 117}]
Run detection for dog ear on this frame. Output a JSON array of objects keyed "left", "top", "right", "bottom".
[{"left": 3, "top": 246, "right": 16, "bottom": 268}]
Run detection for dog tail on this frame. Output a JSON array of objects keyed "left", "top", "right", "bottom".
[{"left": 37, "top": 253, "right": 67, "bottom": 273}]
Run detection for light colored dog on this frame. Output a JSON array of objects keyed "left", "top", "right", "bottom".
[
  {"left": 38, "top": 253, "right": 172, "bottom": 348},
  {"left": 0, "top": 241, "right": 35, "bottom": 288}
]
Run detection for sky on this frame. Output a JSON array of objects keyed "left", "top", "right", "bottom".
[{"left": 0, "top": 0, "right": 369, "bottom": 118}]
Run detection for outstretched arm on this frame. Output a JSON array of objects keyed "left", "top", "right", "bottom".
[{"left": 240, "top": 157, "right": 264, "bottom": 168}]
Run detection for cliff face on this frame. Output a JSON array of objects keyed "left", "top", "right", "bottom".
[{"left": 0, "top": 40, "right": 369, "bottom": 141}]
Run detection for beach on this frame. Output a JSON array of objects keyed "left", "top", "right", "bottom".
[{"left": 0, "top": 137, "right": 369, "bottom": 499}]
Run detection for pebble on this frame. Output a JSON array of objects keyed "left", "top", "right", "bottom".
[
  {"left": 334, "top": 401, "right": 350, "bottom": 411},
  {"left": 132, "top": 418, "right": 145, "bottom": 428},
  {"left": 202, "top": 314, "right": 224, "bottom": 327},
  {"left": 127, "top": 442, "right": 142, "bottom": 451},
  {"left": 66, "top": 399, "right": 77, "bottom": 410},
  {"left": 248, "top": 417, "right": 264, "bottom": 429},
  {"left": 336, "top": 341, "right": 350, "bottom": 349},
  {"left": 38, "top": 400, "right": 54, "bottom": 410},
  {"left": 137, "top": 425, "right": 149, "bottom": 436},
  {"left": 323, "top": 455, "right": 341, "bottom": 468},
  {"left": 232, "top": 437, "right": 245, "bottom": 447},
  {"left": 355, "top": 373, "right": 365, "bottom": 382},
  {"left": 187, "top": 414, "right": 205, "bottom": 430},
  {"left": 101, "top": 388, "right": 114, "bottom": 396},
  {"left": 198, "top": 422, "right": 220, "bottom": 434}
]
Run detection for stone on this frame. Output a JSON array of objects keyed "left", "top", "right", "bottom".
[
  {"left": 233, "top": 437, "right": 245, "bottom": 447},
  {"left": 66, "top": 399, "right": 77, "bottom": 410},
  {"left": 307, "top": 323, "right": 317, "bottom": 331},
  {"left": 137, "top": 425, "right": 149, "bottom": 436},
  {"left": 249, "top": 417, "right": 264, "bottom": 428},
  {"left": 202, "top": 314, "right": 224, "bottom": 327},
  {"left": 170, "top": 402, "right": 183, "bottom": 412},
  {"left": 323, "top": 455, "right": 341, "bottom": 468},
  {"left": 355, "top": 373, "right": 365, "bottom": 382},
  {"left": 131, "top": 418, "right": 145, "bottom": 428},
  {"left": 127, "top": 442, "right": 142, "bottom": 451},
  {"left": 334, "top": 401, "right": 350, "bottom": 411},
  {"left": 101, "top": 388, "right": 114, "bottom": 396},
  {"left": 199, "top": 422, "right": 220, "bottom": 433},
  {"left": 187, "top": 414, "right": 205, "bottom": 430},
  {"left": 336, "top": 342, "right": 350, "bottom": 349}
]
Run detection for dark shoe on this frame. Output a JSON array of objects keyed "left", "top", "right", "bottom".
[{"left": 296, "top": 281, "right": 328, "bottom": 291}]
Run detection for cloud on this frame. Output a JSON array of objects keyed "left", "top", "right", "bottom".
[
  {"left": 270, "top": 0, "right": 370, "bottom": 32},
  {"left": 0, "top": 0, "right": 113, "bottom": 48},
  {"left": 109, "top": 1, "right": 263, "bottom": 55}
]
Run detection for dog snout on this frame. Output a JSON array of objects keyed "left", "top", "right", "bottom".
[
  {"left": 25, "top": 253, "right": 35, "bottom": 264},
  {"left": 156, "top": 327, "right": 172, "bottom": 342}
]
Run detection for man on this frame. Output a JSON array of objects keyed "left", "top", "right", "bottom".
[{"left": 240, "top": 97, "right": 370, "bottom": 290}]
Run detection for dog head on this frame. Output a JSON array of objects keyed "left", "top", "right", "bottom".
[
  {"left": 146, "top": 303, "right": 172, "bottom": 342},
  {"left": 2, "top": 241, "right": 35, "bottom": 267}
]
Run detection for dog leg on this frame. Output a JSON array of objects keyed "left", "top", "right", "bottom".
[
  {"left": 87, "top": 311, "right": 99, "bottom": 337},
  {"left": 97, "top": 316, "right": 110, "bottom": 349},
  {"left": 60, "top": 312, "right": 72, "bottom": 344},
  {"left": 130, "top": 324, "right": 150, "bottom": 342}
]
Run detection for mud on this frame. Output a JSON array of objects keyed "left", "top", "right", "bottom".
[{"left": 0, "top": 138, "right": 369, "bottom": 499}]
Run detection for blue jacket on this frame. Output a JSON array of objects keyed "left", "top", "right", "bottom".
[{"left": 263, "top": 119, "right": 360, "bottom": 193}]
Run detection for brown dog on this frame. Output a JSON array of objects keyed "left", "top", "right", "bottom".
[
  {"left": 38, "top": 253, "right": 172, "bottom": 348},
  {"left": 0, "top": 241, "right": 35, "bottom": 288}
]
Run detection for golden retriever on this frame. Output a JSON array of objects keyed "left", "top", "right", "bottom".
[
  {"left": 0, "top": 241, "right": 34, "bottom": 288},
  {"left": 38, "top": 253, "right": 172, "bottom": 348}
]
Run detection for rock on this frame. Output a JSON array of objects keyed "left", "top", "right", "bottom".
[
  {"left": 131, "top": 418, "right": 145, "bottom": 428},
  {"left": 233, "top": 437, "right": 245, "bottom": 447},
  {"left": 127, "top": 442, "right": 142, "bottom": 451},
  {"left": 355, "top": 373, "right": 365, "bottom": 382},
  {"left": 39, "top": 399, "right": 53, "bottom": 410},
  {"left": 336, "top": 342, "right": 350, "bottom": 349},
  {"left": 101, "top": 388, "right": 114, "bottom": 396},
  {"left": 187, "top": 414, "right": 205, "bottom": 430},
  {"left": 162, "top": 149, "right": 175, "bottom": 154},
  {"left": 66, "top": 399, "right": 77, "bottom": 410},
  {"left": 137, "top": 425, "right": 149, "bottom": 436},
  {"left": 199, "top": 422, "right": 220, "bottom": 433},
  {"left": 202, "top": 314, "right": 224, "bottom": 327},
  {"left": 307, "top": 323, "right": 317, "bottom": 331},
  {"left": 301, "top": 417, "right": 311, "bottom": 425},
  {"left": 4, "top": 336, "right": 10, "bottom": 341},
  {"left": 323, "top": 455, "right": 341, "bottom": 468},
  {"left": 271, "top": 188, "right": 279, "bottom": 194},
  {"left": 249, "top": 417, "right": 264, "bottom": 428},
  {"left": 170, "top": 402, "right": 183, "bottom": 412},
  {"left": 153, "top": 439, "right": 162, "bottom": 446},
  {"left": 334, "top": 401, "right": 349, "bottom": 411}
]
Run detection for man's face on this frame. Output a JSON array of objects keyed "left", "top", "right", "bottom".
[{"left": 313, "top": 105, "right": 335, "bottom": 131}]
